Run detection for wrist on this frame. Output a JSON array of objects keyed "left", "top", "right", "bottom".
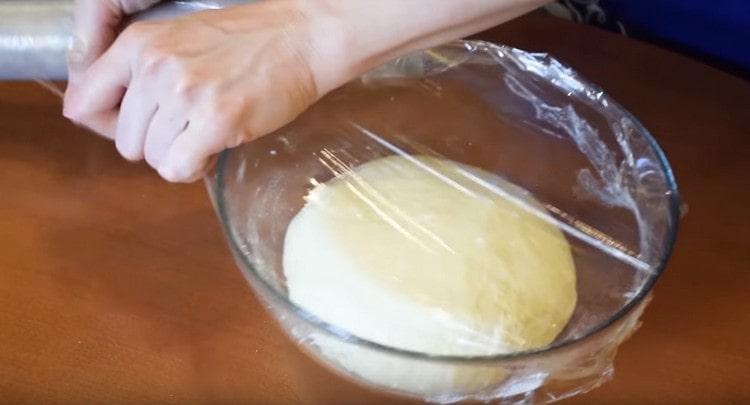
[
  {"left": 296, "top": 0, "right": 549, "bottom": 99},
  {"left": 297, "top": 0, "right": 474, "bottom": 97},
  {"left": 296, "top": 0, "right": 358, "bottom": 98}
]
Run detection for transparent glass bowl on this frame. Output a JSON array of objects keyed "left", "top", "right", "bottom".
[{"left": 206, "top": 41, "right": 680, "bottom": 403}]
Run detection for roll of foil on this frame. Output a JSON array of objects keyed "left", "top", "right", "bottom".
[{"left": 0, "top": 0, "right": 251, "bottom": 80}]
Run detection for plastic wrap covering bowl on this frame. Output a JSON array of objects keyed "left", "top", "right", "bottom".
[{"left": 205, "top": 41, "right": 680, "bottom": 404}]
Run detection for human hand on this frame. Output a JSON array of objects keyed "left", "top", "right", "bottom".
[
  {"left": 64, "top": 1, "right": 331, "bottom": 182},
  {"left": 67, "top": 0, "right": 162, "bottom": 86},
  {"left": 64, "top": 0, "right": 547, "bottom": 183}
]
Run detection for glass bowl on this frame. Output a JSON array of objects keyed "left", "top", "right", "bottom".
[{"left": 206, "top": 41, "right": 680, "bottom": 403}]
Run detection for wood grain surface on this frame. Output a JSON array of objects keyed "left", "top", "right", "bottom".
[{"left": 1, "top": 13, "right": 748, "bottom": 404}]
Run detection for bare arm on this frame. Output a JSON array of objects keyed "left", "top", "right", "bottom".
[
  {"left": 64, "top": 0, "right": 547, "bottom": 182},
  {"left": 305, "top": 0, "right": 549, "bottom": 93}
]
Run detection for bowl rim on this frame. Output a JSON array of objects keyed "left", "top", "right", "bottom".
[{"left": 209, "top": 40, "right": 681, "bottom": 363}]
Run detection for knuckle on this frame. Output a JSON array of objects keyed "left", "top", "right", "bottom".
[
  {"left": 173, "top": 71, "right": 201, "bottom": 99},
  {"left": 201, "top": 82, "right": 222, "bottom": 101},
  {"left": 139, "top": 46, "right": 171, "bottom": 75},
  {"left": 63, "top": 104, "right": 95, "bottom": 127},
  {"left": 62, "top": 103, "right": 84, "bottom": 122},
  {"left": 228, "top": 128, "right": 252, "bottom": 148},
  {"left": 158, "top": 167, "right": 181, "bottom": 183},
  {"left": 144, "top": 140, "right": 166, "bottom": 169},
  {"left": 158, "top": 167, "right": 179, "bottom": 182},
  {"left": 208, "top": 99, "right": 244, "bottom": 133},
  {"left": 159, "top": 161, "right": 191, "bottom": 183},
  {"left": 144, "top": 150, "right": 160, "bottom": 169},
  {"left": 63, "top": 92, "right": 85, "bottom": 122},
  {"left": 115, "top": 136, "right": 141, "bottom": 161}
]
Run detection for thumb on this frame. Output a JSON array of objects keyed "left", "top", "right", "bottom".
[{"left": 68, "top": 0, "right": 122, "bottom": 84}]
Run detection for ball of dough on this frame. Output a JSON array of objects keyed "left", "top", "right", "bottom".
[{"left": 283, "top": 155, "right": 576, "bottom": 397}]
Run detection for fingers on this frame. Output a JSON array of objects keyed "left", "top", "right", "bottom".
[
  {"left": 144, "top": 105, "right": 188, "bottom": 169},
  {"left": 68, "top": 0, "right": 162, "bottom": 80},
  {"left": 64, "top": 23, "right": 143, "bottom": 139},
  {"left": 68, "top": 27, "right": 136, "bottom": 109},
  {"left": 63, "top": 0, "right": 317, "bottom": 183},
  {"left": 158, "top": 121, "right": 233, "bottom": 183},
  {"left": 116, "top": 78, "right": 158, "bottom": 160},
  {"left": 68, "top": 0, "right": 120, "bottom": 83},
  {"left": 64, "top": 0, "right": 129, "bottom": 139},
  {"left": 63, "top": 48, "right": 130, "bottom": 139}
]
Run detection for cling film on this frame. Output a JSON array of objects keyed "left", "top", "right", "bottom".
[
  {"left": 208, "top": 41, "right": 681, "bottom": 403},
  {"left": 1, "top": 1, "right": 683, "bottom": 401}
]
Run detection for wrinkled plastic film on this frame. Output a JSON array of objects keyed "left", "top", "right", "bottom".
[
  {"left": 3, "top": 1, "right": 679, "bottom": 398},
  {"left": 0, "top": 0, "right": 253, "bottom": 81},
  {"left": 0, "top": 1, "right": 74, "bottom": 81},
  {"left": 210, "top": 41, "right": 679, "bottom": 403},
  {"left": 365, "top": 42, "right": 674, "bottom": 271}
]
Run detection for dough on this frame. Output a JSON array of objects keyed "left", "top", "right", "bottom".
[{"left": 283, "top": 155, "right": 576, "bottom": 397}]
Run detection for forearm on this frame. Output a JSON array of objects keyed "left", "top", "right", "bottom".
[{"left": 301, "top": 0, "right": 550, "bottom": 94}]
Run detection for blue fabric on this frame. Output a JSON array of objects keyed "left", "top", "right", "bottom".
[{"left": 600, "top": 0, "right": 750, "bottom": 76}]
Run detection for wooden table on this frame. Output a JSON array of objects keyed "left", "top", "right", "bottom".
[{"left": 1, "top": 13, "right": 748, "bottom": 404}]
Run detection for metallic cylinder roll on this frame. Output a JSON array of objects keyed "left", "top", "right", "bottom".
[{"left": 0, "top": 0, "right": 251, "bottom": 80}]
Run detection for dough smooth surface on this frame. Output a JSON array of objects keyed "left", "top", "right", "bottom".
[{"left": 282, "top": 155, "right": 577, "bottom": 394}]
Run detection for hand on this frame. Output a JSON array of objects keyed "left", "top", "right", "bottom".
[
  {"left": 64, "top": 1, "right": 327, "bottom": 182},
  {"left": 68, "top": 0, "right": 162, "bottom": 85},
  {"left": 64, "top": 0, "right": 546, "bottom": 182}
]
